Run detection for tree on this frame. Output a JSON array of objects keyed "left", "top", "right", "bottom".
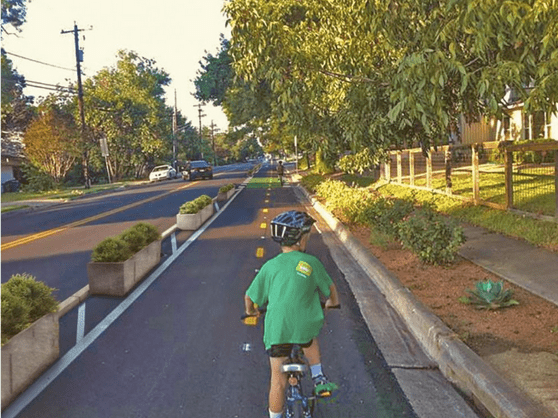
[
  {"left": 224, "top": 0, "right": 558, "bottom": 158},
  {"left": 23, "top": 97, "right": 80, "bottom": 183},
  {"left": 1, "top": 50, "right": 33, "bottom": 130},
  {"left": 1, "top": 0, "right": 28, "bottom": 33},
  {"left": 83, "top": 51, "right": 172, "bottom": 180},
  {"left": 2, "top": 0, "right": 33, "bottom": 131},
  {"left": 194, "top": 35, "right": 234, "bottom": 106}
]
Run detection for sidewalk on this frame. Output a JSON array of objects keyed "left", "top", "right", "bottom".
[{"left": 459, "top": 224, "right": 558, "bottom": 307}]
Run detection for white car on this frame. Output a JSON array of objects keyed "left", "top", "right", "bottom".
[{"left": 149, "top": 165, "right": 177, "bottom": 181}]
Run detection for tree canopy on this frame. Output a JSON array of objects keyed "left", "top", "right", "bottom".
[
  {"left": 83, "top": 50, "right": 173, "bottom": 180},
  {"left": 224, "top": 0, "right": 558, "bottom": 156}
]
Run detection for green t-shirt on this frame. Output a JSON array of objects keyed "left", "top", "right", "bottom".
[{"left": 246, "top": 251, "right": 333, "bottom": 350}]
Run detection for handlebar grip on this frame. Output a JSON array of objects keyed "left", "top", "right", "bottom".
[{"left": 320, "top": 301, "right": 341, "bottom": 309}]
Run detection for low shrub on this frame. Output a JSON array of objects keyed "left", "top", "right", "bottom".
[
  {"left": 219, "top": 183, "right": 235, "bottom": 194},
  {"left": 180, "top": 194, "right": 213, "bottom": 214},
  {"left": 315, "top": 179, "right": 375, "bottom": 223},
  {"left": 398, "top": 208, "right": 466, "bottom": 265},
  {"left": 1, "top": 274, "right": 58, "bottom": 344},
  {"left": 300, "top": 174, "right": 326, "bottom": 193},
  {"left": 358, "top": 197, "right": 415, "bottom": 238},
  {"left": 91, "top": 237, "right": 133, "bottom": 262},
  {"left": 91, "top": 222, "right": 161, "bottom": 262},
  {"left": 127, "top": 222, "right": 160, "bottom": 248}
]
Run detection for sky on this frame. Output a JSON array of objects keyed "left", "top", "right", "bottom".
[{"left": 2, "top": 0, "right": 231, "bottom": 131}]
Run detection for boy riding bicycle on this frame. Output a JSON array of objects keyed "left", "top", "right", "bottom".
[{"left": 244, "top": 211, "right": 340, "bottom": 418}]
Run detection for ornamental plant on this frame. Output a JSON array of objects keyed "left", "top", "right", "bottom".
[
  {"left": 398, "top": 207, "right": 466, "bottom": 265},
  {"left": 315, "top": 179, "right": 374, "bottom": 223},
  {"left": 464, "top": 279, "right": 519, "bottom": 310},
  {"left": 91, "top": 237, "right": 132, "bottom": 262},
  {"left": 119, "top": 222, "right": 161, "bottom": 253},
  {"left": 358, "top": 197, "right": 415, "bottom": 239},
  {"left": 1, "top": 274, "right": 59, "bottom": 344},
  {"left": 219, "top": 183, "right": 235, "bottom": 194},
  {"left": 179, "top": 194, "right": 213, "bottom": 214},
  {"left": 91, "top": 222, "right": 161, "bottom": 262}
]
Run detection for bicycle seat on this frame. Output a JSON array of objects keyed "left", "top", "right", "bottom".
[{"left": 282, "top": 363, "right": 307, "bottom": 373}]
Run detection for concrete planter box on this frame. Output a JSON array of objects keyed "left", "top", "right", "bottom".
[
  {"left": 176, "top": 203, "right": 214, "bottom": 230},
  {"left": 87, "top": 240, "right": 162, "bottom": 297},
  {"left": 217, "top": 188, "right": 235, "bottom": 201},
  {"left": 1, "top": 313, "right": 59, "bottom": 409}
]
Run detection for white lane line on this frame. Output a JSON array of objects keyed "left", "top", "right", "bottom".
[
  {"left": 2, "top": 185, "right": 244, "bottom": 418},
  {"left": 171, "top": 232, "right": 177, "bottom": 253},
  {"left": 76, "top": 302, "right": 86, "bottom": 343}
]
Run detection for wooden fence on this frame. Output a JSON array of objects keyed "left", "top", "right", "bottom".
[{"left": 380, "top": 141, "right": 558, "bottom": 222}]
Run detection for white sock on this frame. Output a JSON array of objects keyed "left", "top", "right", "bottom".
[
  {"left": 269, "top": 409, "right": 282, "bottom": 418},
  {"left": 310, "top": 363, "right": 323, "bottom": 378}
]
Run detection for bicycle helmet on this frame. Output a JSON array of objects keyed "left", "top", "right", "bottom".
[{"left": 270, "top": 210, "right": 316, "bottom": 246}]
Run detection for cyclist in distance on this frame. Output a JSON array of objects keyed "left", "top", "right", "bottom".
[
  {"left": 244, "top": 210, "right": 340, "bottom": 418},
  {"left": 276, "top": 160, "right": 284, "bottom": 186}
]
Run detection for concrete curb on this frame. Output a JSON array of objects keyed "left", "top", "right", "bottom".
[{"left": 297, "top": 185, "right": 551, "bottom": 418}]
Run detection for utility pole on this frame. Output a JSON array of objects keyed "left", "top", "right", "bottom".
[
  {"left": 193, "top": 103, "right": 206, "bottom": 159},
  {"left": 61, "top": 22, "right": 92, "bottom": 188},
  {"left": 210, "top": 120, "right": 220, "bottom": 167},
  {"left": 172, "top": 89, "right": 178, "bottom": 164}
]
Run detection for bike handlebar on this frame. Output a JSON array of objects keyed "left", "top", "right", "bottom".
[{"left": 241, "top": 303, "right": 340, "bottom": 326}]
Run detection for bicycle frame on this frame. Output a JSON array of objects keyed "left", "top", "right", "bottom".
[{"left": 282, "top": 346, "right": 315, "bottom": 418}]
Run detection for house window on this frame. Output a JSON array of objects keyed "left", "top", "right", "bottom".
[
  {"left": 523, "top": 111, "right": 551, "bottom": 139},
  {"left": 502, "top": 115, "right": 512, "bottom": 140}
]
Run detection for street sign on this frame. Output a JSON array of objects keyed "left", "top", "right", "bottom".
[{"left": 99, "top": 137, "right": 109, "bottom": 157}]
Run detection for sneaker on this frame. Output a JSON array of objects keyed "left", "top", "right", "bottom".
[{"left": 312, "top": 374, "right": 338, "bottom": 397}]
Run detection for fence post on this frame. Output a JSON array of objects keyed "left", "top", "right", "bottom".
[
  {"left": 385, "top": 155, "right": 391, "bottom": 182},
  {"left": 505, "top": 146, "right": 513, "bottom": 210},
  {"left": 555, "top": 150, "right": 558, "bottom": 221},
  {"left": 426, "top": 150, "right": 432, "bottom": 189},
  {"left": 445, "top": 147, "right": 452, "bottom": 195},
  {"left": 472, "top": 144, "right": 480, "bottom": 204},
  {"left": 397, "top": 151, "right": 402, "bottom": 183},
  {"left": 409, "top": 151, "right": 415, "bottom": 186}
]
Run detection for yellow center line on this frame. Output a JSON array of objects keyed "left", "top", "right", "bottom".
[
  {"left": 260, "top": 222, "right": 267, "bottom": 229},
  {"left": 1, "top": 182, "right": 198, "bottom": 251}
]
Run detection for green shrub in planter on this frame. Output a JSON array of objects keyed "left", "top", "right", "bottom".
[
  {"left": 180, "top": 194, "right": 212, "bottom": 214},
  {"left": 120, "top": 222, "right": 161, "bottom": 252},
  {"left": 91, "top": 237, "right": 133, "bottom": 262},
  {"left": 1, "top": 274, "right": 58, "bottom": 344},
  {"left": 219, "top": 183, "right": 235, "bottom": 194},
  {"left": 398, "top": 208, "right": 466, "bottom": 265}
]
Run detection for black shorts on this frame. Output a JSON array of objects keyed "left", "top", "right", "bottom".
[{"left": 267, "top": 340, "right": 313, "bottom": 358}]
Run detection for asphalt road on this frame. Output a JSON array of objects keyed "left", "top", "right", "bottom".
[
  {"left": 3, "top": 164, "right": 418, "bottom": 418},
  {"left": 1, "top": 163, "right": 252, "bottom": 301}
]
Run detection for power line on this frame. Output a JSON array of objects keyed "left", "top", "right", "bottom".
[
  {"left": 2, "top": 75, "right": 77, "bottom": 93},
  {"left": 3, "top": 50, "right": 75, "bottom": 72}
]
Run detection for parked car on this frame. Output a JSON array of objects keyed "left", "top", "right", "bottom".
[
  {"left": 149, "top": 165, "right": 177, "bottom": 181},
  {"left": 1, "top": 179, "right": 21, "bottom": 193},
  {"left": 182, "top": 160, "right": 213, "bottom": 181}
]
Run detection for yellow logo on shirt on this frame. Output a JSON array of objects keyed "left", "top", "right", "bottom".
[{"left": 296, "top": 261, "right": 312, "bottom": 277}]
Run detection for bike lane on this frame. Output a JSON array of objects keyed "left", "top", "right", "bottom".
[{"left": 5, "top": 166, "right": 416, "bottom": 417}]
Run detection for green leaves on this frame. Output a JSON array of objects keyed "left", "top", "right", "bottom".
[
  {"left": 84, "top": 51, "right": 172, "bottom": 180},
  {"left": 465, "top": 279, "right": 519, "bottom": 310}
]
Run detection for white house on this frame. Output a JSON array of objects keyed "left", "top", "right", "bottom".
[{"left": 1, "top": 131, "right": 26, "bottom": 185}]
